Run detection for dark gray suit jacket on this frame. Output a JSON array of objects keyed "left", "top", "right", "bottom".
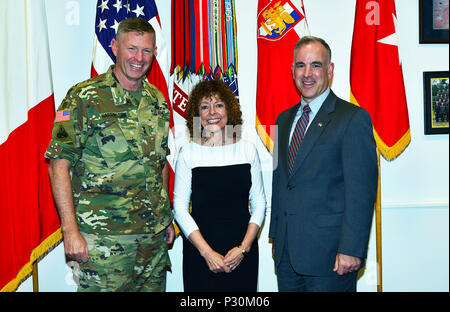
[{"left": 269, "top": 90, "right": 378, "bottom": 276}]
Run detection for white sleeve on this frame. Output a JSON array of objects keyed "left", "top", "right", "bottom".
[
  {"left": 173, "top": 145, "right": 199, "bottom": 237},
  {"left": 248, "top": 145, "right": 267, "bottom": 227}
]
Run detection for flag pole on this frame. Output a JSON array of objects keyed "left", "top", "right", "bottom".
[
  {"left": 32, "top": 261, "right": 39, "bottom": 292},
  {"left": 376, "top": 149, "right": 383, "bottom": 292}
]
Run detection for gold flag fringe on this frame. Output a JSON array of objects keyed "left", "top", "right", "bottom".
[
  {"left": 1, "top": 228, "right": 63, "bottom": 292},
  {"left": 256, "top": 93, "right": 411, "bottom": 159},
  {"left": 256, "top": 116, "right": 274, "bottom": 155},
  {"left": 373, "top": 128, "right": 411, "bottom": 161},
  {"left": 350, "top": 91, "right": 411, "bottom": 160}
]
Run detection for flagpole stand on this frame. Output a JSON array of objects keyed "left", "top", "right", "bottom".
[
  {"left": 376, "top": 149, "right": 383, "bottom": 292},
  {"left": 32, "top": 261, "right": 39, "bottom": 292}
]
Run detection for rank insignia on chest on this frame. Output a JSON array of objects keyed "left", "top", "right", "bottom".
[{"left": 100, "top": 112, "right": 128, "bottom": 119}]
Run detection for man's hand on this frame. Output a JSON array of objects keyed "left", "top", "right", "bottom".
[
  {"left": 333, "top": 253, "right": 361, "bottom": 275},
  {"left": 166, "top": 223, "right": 175, "bottom": 244},
  {"left": 63, "top": 230, "right": 89, "bottom": 263},
  {"left": 49, "top": 159, "right": 89, "bottom": 263}
]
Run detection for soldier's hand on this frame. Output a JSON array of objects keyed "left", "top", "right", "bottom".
[
  {"left": 63, "top": 230, "right": 89, "bottom": 263},
  {"left": 166, "top": 223, "right": 175, "bottom": 244}
]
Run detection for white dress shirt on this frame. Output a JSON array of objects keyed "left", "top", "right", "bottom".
[{"left": 288, "top": 88, "right": 331, "bottom": 143}]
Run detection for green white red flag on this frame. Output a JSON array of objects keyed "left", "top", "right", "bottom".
[{"left": 0, "top": 0, "right": 61, "bottom": 292}]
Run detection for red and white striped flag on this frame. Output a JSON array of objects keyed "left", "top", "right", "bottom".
[
  {"left": 91, "top": 0, "right": 175, "bottom": 200},
  {"left": 0, "top": 0, "right": 61, "bottom": 292},
  {"left": 256, "top": 0, "right": 310, "bottom": 153}
]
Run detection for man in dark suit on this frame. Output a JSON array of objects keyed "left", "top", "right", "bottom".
[{"left": 269, "top": 36, "right": 378, "bottom": 292}]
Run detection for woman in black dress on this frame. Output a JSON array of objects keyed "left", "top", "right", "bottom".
[{"left": 173, "top": 80, "right": 266, "bottom": 292}]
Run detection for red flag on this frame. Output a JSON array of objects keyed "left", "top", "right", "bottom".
[
  {"left": 0, "top": 0, "right": 61, "bottom": 292},
  {"left": 350, "top": 0, "right": 410, "bottom": 159},
  {"left": 256, "top": 0, "right": 309, "bottom": 153}
]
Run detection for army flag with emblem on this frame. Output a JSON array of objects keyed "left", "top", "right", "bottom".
[
  {"left": 256, "top": 0, "right": 310, "bottom": 154},
  {"left": 0, "top": 0, "right": 61, "bottom": 292}
]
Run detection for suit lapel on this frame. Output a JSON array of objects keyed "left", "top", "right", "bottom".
[{"left": 289, "top": 91, "right": 337, "bottom": 177}]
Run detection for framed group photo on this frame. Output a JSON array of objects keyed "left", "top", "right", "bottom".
[
  {"left": 419, "top": 0, "right": 449, "bottom": 43},
  {"left": 423, "top": 71, "right": 449, "bottom": 134}
]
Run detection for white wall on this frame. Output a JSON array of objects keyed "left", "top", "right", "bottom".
[{"left": 17, "top": 0, "right": 448, "bottom": 292}]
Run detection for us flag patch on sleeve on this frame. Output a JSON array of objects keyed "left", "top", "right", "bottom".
[{"left": 55, "top": 109, "right": 70, "bottom": 122}]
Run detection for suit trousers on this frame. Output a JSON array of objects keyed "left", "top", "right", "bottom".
[{"left": 277, "top": 243, "right": 358, "bottom": 292}]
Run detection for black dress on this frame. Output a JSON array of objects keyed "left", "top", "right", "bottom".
[{"left": 182, "top": 164, "right": 259, "bottom": 292}]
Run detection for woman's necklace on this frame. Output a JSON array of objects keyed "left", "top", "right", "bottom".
[
  {"left": 201, "top": 136, "right": 228, "bottom": 147},
  {"left": 201, "top": 130, "right": 232, "bottom": 146}
]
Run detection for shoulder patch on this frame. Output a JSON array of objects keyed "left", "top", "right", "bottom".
[{"left": 55, "top": 109, "right": 71, "bottom": 122}]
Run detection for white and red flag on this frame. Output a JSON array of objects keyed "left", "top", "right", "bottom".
[
  {"left": 256, "top": 0, "right": 309, "bottom": 153},
  {"left": 0, "top": 0, "right": 61, "bottom": 291}
]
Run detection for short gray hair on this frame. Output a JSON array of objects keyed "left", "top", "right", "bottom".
[{"left": 294, "top": 36, "right": 332, "bottom": 63}]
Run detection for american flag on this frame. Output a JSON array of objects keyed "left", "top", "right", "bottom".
[
  {"left": 91, "top": 0, "right": 175, "bottom": 201},
  {"left": 55, "top": 109, "right": 70, "bottom": 122},
  {"left": 91, "top": 0, "right": 171, "bottom": 107}
]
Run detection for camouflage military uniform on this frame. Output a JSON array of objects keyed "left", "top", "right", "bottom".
[
  {"left": 46, "top": 65, "right": 173, "bottom": 291},
  {"left": 76, "top": 231, "right": 169, "bottom": 292}
]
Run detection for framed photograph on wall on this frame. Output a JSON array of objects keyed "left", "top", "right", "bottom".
[
  {"left": 423, "top": 71, "right": 449, "bottom": 134},
  {"left": 419, "top": 0, "right": 449, "bottom": 43}
]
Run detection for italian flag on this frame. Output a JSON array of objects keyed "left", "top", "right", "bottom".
[{"left": 0, "top": 0, "right": 61, "bottom": 292}]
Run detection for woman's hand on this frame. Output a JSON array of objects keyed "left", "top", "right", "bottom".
[
  {"left": 201, "top": 249, "right": 231, "bottom": 273},
  {"left": 224, "top": 246, "right": 245, "bottom": 271}
]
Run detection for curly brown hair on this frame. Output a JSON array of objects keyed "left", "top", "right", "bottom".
[{"left": 185, "top": 80, "right": 243, "bottom": 139}]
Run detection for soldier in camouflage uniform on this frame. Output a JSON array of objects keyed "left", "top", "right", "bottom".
[{"left": 46, "top": 17, "right": 174, "bottom": 292}]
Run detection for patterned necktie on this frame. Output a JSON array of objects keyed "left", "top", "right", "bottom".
[{"left": 288, "top": 104, "right": 311, "bottom": 174}]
